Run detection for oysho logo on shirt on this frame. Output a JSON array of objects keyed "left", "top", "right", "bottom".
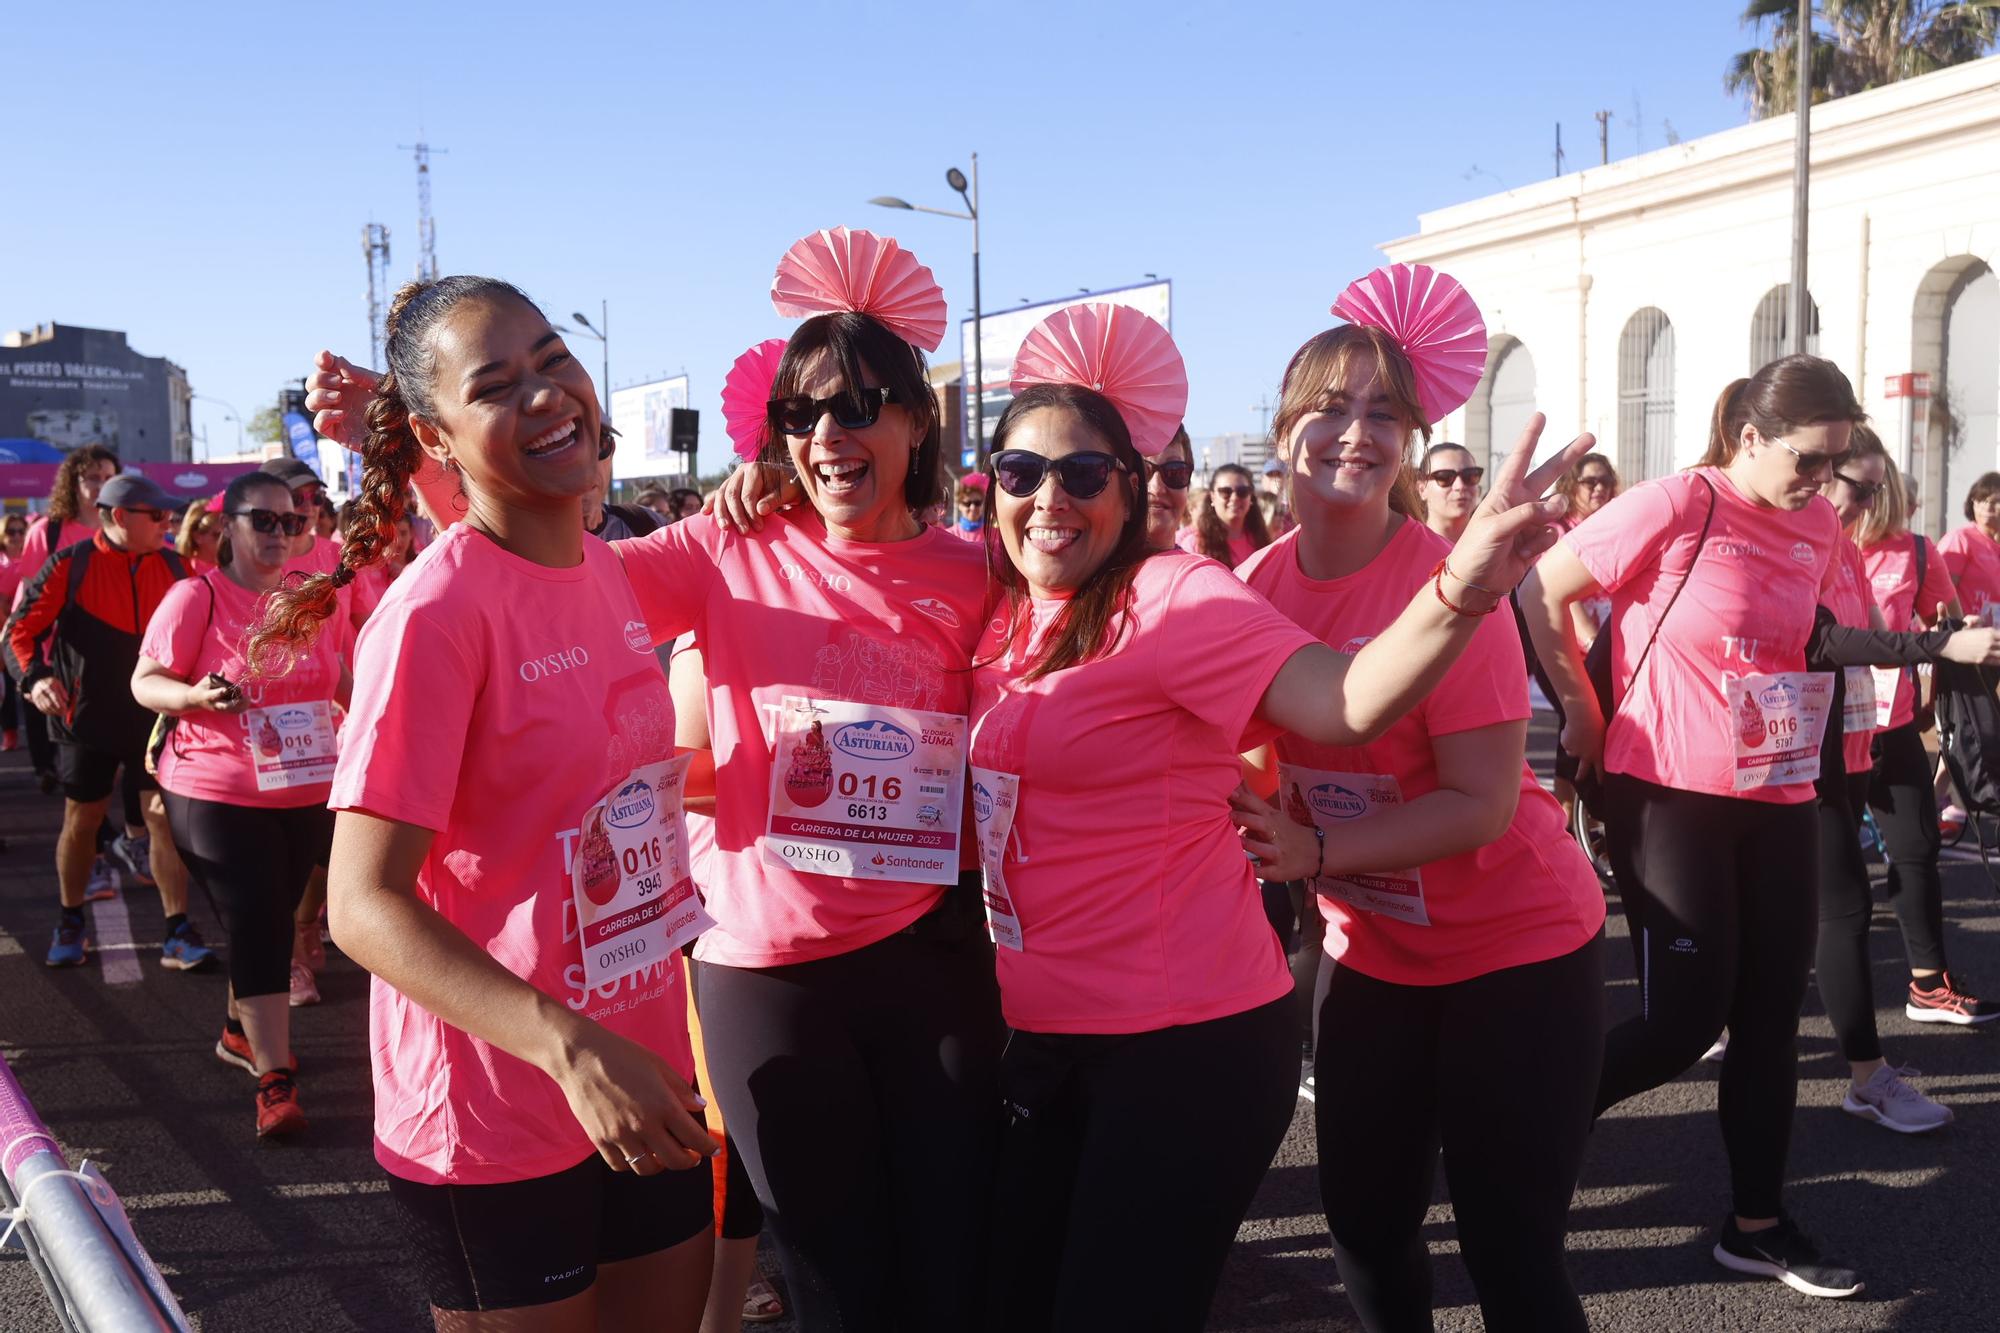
[
  {"left": 1791, "top": 541, "right": 1816, "bottom": 564},
  {"left": 1714, "top": 540, "right": 1764, "bottom": 558},
  {"left": 623, "top": 619, "right": 653, "bottom": 652},
  {"left": 518, "top": 645, "right": 592, "bottom": 683},
  {"left": 780, "top": 562, "right": 854, "bottom": 594},
  {"left": 910, "top": 597, "right": 961, "bottom": 628}
]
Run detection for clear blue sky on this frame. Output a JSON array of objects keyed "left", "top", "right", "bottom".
[{"left": 6, "top": 0, "right": 1767, "bottom": 478}]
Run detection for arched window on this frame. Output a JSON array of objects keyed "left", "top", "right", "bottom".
[
  {"left": 1467, "top": 337, "right": 1537, "bottom": 477},
  {"left": 1749, "top": 284, "right": 1820, "bottom": 369},
  {"left": 1618, "top": 309, "right": 1676, "bottom": 480},
  {"left": 1922, "top": 258, "right": 2000, "bottom": 534}
]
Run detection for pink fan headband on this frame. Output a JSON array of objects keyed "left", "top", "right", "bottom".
[
  {"left": 721, "top": 338, "right": 788, "bottom": 462},
  {"left": 1008, "top": 303, "right": 1189, "bottom": 458},
  {"left": 1329, "top": 263, "right": 1487, "bottom": 424},
  {"left": 770, "top": 226, "right": 948, "bottom": 353}
]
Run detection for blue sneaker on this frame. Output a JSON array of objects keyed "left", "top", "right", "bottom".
[
  {"left": 160, "top": 920, "right": 215, "bottom": 972},
  {"left": 47, "top": 915, "right": 92, "bottom": 967},
  {"left": 84, "top": 855, "right": 121, "bottom": 903},
  {"left": 112, "top": 830, "right": 156, "bottom": 886}
]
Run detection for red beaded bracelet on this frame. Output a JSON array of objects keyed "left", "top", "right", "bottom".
[{"left": 1430, "top": 559, "right": 1502, "bottom": 617}]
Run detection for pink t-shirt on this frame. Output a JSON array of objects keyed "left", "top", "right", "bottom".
[
  {"left": 141, "top": 571, "right": 344, "bottom": 808},
  {"left": 10, "top": 518, "right": 93, "bottom": 610},
  {"left": 617, "top": 512, "right": 990, "bottom": 967},
  {"left": 1861, "top": 532, "right": 1955, "bottom": 731},
  {"left": 329, "top": 526, "right": 692, "bottom": 1186},
  {"left": 968, "top": 552, "right": 1315, "bottom": 1034},
  {"left": 1239, "top": 523, "right": 1603, "bottom": 985},
  {"left": 1821, "top": 537, "right": 1878, "bottom": 777},
  {"left": 1176, "top": 526, "right": 1256, "bottom": 567},
  {"left": 1936, "top": 524, "right": 2000, "bottom": 621},
  {"left": 349, "top": 560, "right": 405, "bottom": 628},
  {"left": 1561, "top": 468, "right": 1839, "bottom": 805},
  {"left": 0, "top": 552, "right": 26, "bottom": 609}
]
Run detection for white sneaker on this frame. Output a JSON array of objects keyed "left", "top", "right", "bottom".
[
  {"left": 1842, "top": 1065, "right": 1953, "bottom": 1134},
  {"left": 288, "top": 959, "right": 321, "bottom": 1008},
  {"left": 1701, "top": 1031, "right": 1729, "bottom": 1064}
]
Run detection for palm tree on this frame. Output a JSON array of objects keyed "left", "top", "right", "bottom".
[{"left": 1726, "top": 0, "right": 2000, "bottom": 118}]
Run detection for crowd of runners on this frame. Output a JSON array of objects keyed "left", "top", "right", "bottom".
[{"left": 6, "top": 227, "right": 2000, "bottom": 1333}]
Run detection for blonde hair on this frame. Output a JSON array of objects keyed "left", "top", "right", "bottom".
[
  {"left": 1840, "top": 424, "right": 1908, "bottom": 547},
  {"left": 1271, "top": 325, "right": 1425, "bottom": 519}
]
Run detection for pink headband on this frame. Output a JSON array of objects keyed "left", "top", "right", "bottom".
[
  {"left": 1009, "top": 303, "right": 1188, "bottom": 457},
  {"left": 770, "top": 227, "right": 948, "bottom": 353},
  {"left": 1330, "top": 263, "right": 1487, "bottom": 424},
  {"left": 720, "top": 338, "right": 788, "bottom": 462}
]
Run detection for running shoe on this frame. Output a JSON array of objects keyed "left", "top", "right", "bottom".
[
  {"left": 742, "top": 1276, "right": 786, "bottom": 1324},
  {"left": 1, "top": 727, "right": 17, "bottom": 751},
  {"left": 1940, "top": 804, "right": 1969, "bottom": 840},
  {"left": 160, "top": 920, "right": 215, "bottom": 971},
  {"left": 288, "top": 959, "right": 320, "bottom": 1008},
  {"left": 1841, "top": 1065, "right": 1954, "bottom": 1134},
  {"left": 216, "top": 1026, "right": 257, "bottom": 1075},
  {"left": 254, "top": 1069, "right": 307, "bottom": 1140},
  {"left": 46, "top": 915, "right": 91, "bottom": 967},
  {"left": 296, "top": 919, "right": 325, "bottom": 973},
  {"left": 1906, "top": 973, "right": 1998, "bottom": 1025},
  {"left": 83, "top": 855, "right": 121, "bottom": 903},
  {"left": 1712, "top": 1213, "right": 1863, "bottom": 1298},
  {"left": 111, "top": 830, "right": 155, "bottom": 886},
  {"left": 1702, "top": 1031, "right": 1729, "bottom": 1064}
]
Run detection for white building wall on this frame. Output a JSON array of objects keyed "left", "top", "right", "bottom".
[{"left": 1382, "top": 55, "right": 2000, "bottom": 535}]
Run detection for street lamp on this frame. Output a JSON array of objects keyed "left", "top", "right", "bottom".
[
  {"left": 191, "top": 393, "right": 243, "bottom": 460},
  {"left": 567, "top": 302, "right": 610, "bottom": 415},
  {"left": 869, "top": 153, "right": 984, "bottom": 470}
]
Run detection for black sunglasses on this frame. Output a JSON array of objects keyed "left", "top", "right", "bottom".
[
  {"left": 1212, "top": 483, "right": 1253, "bottom": 500},
  {"left": 231, "top": 508, "right": 310, "bottom": 536},
  {"left": 1142, "top": 459, "right": 1194, "bottom": 491},
  {"left": 768, "top": 386, "right": 897, "bottom": 437},
  {"left": 1773, "top": 438, "right": 1853, "bottom": 477},
  {"left": 1425, "top": 467, "right": 1484, "bottom": 488},
  {"left": 1835, "top": 473, "right": 1882, "bottom": 502},
  {"left": 990, "top": 449, "right": 1127, "bottom": 500}
]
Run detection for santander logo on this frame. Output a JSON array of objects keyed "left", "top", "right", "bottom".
[{"left": 910, "top": 598, "right": 961, "bottom": 628}]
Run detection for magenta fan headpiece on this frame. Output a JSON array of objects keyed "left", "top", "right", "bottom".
[
  {"left": 1009, "top": 303, "right": 1189, "bottom": 457},
  {"left": 721, "top": 338, "right": 788, "bottom": 461},
  {"left": 1330, "top": 263, "right": 1487, "bottom": 424},
  {"left": 770, "top": 226, "right": 948, "bottom": 353}
]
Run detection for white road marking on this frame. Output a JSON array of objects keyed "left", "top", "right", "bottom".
[{"left": 90, "top": 893, "right": 144, "bottom": 985}]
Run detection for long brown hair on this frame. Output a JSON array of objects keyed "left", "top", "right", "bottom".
[
  {"left": 1193, "top": 463, "right": 1271, "bottom": 567},
  {"left": 1699, "top": 354, "right": 1863, "bottom": 468},
  {"left": 1554, "top": 450, "right": 1620, "bottom": 513},
  {"left": 249, "top": 275, "right": 544, "bottom": 674},
  {"left": 1271, "top": 325, "right": 1425, "bottom": 519},
  {"left": 47, "top": 444, "right": 120, "bottom": 523},
  {"left": 980, "top": 383, "right": 1153, "bottom": 682}
]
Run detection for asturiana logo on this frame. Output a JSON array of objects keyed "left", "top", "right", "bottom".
[
  {"left": 1308, "top": 783, "right": 1368, "bottom": 820},
  {"left": 833, "top": 720, "right": 915, "bottom": 762},
  {"left": 1790, "top": 542, "right": 1815, "bottom": 564},
  {"left": 606, "top": 779, "right": 656, "bottom": 828},
  {"left": 1758, "top": 680, "right": 1799, "bottom": 709},
  {"left": 910, "top": 597, "right": 961, "bottom": 628},
  {"left": 174, "top": 471, "right": 206, "bottom": 489},
  {"left": 623, "top": 620, "right": 652, "bottom": 652},
  {"left": 275, "top": 707, "right": 313, "bottom": 730}
]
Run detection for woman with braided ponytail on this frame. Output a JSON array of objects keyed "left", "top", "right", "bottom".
[{"left": 253, "top": 276, "right": 718, "bottom": 1330}]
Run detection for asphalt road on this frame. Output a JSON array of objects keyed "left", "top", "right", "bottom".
[{"left": 3, "top": 711, "right": 1997, "bottom": 1331}]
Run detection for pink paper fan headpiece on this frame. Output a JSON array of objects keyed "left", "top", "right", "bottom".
[
  {"left": 770, "top": 226, "right": 948, "bottom": 353},
  {"left": 1008, "top": 303, "right": 1189, "bottom": 457},
  {"left": 721, "top": 338, "right": 788, "bottom": 461},
  {"left": 1330, "top": 263, "right": 1487, "bottom": 423}
]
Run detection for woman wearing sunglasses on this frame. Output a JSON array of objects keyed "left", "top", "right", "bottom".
[
  {"left": 133, "top": 472, "right": 352, "bottom": 1139},
  {"left": 1521, "top": 354, "right": 1874, "bottom": 1299},
  {"left": 1222, "top": 271, "right": 1605, "bottom": 1333},
  {"left": 1143, "top": 426, "right": 1196, "bottom": 549},
  {"left": 1416, "top": 441, "right": 1482, "bottom": 544},
  {"left": 967, "top": 296, "right": 1590, "bottom": 1332},
  {"left": 1179, "top": 460, "right": 1270, "bottom": 568}
]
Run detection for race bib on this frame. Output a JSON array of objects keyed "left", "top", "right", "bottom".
[
  {"left": 1842, "top": 667, "right": 1877, "bottom": 736},
  {"left": 248, "top": 701, "right": 338, "bottom": 792},
  {"left": 571, "top": 754, "right": 710, "bottom": 990},
  {"left": 1278, "top": 764, "right": 1429, "bottom": 927},
  {"left": 764, "top": 696, "right": 967, "bottom": 884},
  {"left": 968, "top": 766, "right": 1024, "bottom": 951},
  {"left": 1869, "top": 665, "right": 1901, "bottom": 729},
  {"left": 1727, "top": 671, "right": 1832, "bottom": 791}
]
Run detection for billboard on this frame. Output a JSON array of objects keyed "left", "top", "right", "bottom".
[
  {"left": 957, "top": 280, "right": 1172, "bottom": 465},
  {"left": 608, "top": 375, "right": 692, "bottom": 481}
]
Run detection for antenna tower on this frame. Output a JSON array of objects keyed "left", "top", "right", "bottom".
[
  {"left": 397, "top": 139, "right": 448, "bottom": 280},
  {"left": 363, "top": 223, "right": 393, "bottom": 370}
]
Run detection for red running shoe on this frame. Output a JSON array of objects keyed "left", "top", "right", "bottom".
[
  {"left": 1907, "top": 973, "right": 1998, "bottom": 1025},
  {"left": 255, "top": 1069, "right": 307, "bottom": 1139}
]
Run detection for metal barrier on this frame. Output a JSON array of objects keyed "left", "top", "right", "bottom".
[{"left": 1, "top": 1053, "right": 189, "bottom": 1332}]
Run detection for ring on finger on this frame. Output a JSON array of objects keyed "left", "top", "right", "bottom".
[{"left": 624, "top": 1150, "right": 654, "bottom": 1170}]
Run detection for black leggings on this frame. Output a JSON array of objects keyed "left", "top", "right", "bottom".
[
  {"left": 1864, "top": 722, "right": 1949, "bottom": 973},
  {"left": 691, "top": 882, "right": 1004, "bottom": 1333},
  {"left": 1318, "top": 942, "right": 1602, "bottom": 1333},
  {"left": 1596, "top": 773, "right": 1818, "bottom": 1219},
  {"left": 989, "top": 996, "right": 1297, "bottom": 1333},
  {"left": 1816, "top": 771, "right": 1889, "bottom": 1063},
  {"left": 163, "top": 792, "right": 331, "bottom": 997}
]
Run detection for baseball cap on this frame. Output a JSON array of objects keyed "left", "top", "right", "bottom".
[
  {"left": 1262, "top": 457, "right": 1284, "bottom": 476},
  {"left": 97, "top": 474, "right": 175, "bottom": 512},
  {"left": 260, "top": 457, "right": 325, "bottom": 491}
]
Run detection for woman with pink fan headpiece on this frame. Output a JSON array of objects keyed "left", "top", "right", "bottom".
[
  {"left": 963, "top": 295, "right": 1594, "bottom": 1331},
  {"left": 1225, "top": 263, "right": 1607, "bottom": 1333}
]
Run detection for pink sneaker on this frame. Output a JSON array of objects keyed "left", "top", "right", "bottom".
[
  {"left": 295, "top": 920, "right": 325, "bottom": 973},
  {"left": 288, "top": 959, "right": 320, "bottom": 1007},
  {"left": 1941, "top": 804, "right": 1969, "bottom": 840}
]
